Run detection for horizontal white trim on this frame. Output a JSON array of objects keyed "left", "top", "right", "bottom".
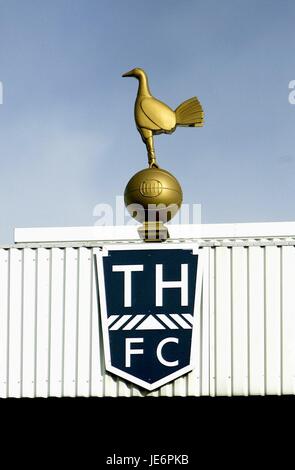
[
  {"left": 15, "top": 225, "right": 138, "bottom": 243},
  {"left": 14, "top": 221, "right": 295, "bottom": 243}
]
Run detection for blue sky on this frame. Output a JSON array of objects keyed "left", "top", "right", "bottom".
[{"left": 0, "top": 0, "right": 295, "bottom": 242}]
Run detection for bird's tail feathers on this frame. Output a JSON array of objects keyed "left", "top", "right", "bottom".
[{"left": 175, "top": 97, "right": 204, "bottom": 127}]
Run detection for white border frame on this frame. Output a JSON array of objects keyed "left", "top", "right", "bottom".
[{"left": 96, "top": 242, "right": 204, "bottom": 391}]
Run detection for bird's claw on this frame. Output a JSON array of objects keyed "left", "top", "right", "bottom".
[
  {"left": 148, "top": 153, "right": 159, "bottom": 168},
  {"left": 149, "top": 162, "right": 159, "bottom": 169}
]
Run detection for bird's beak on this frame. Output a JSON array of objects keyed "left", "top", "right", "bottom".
[{"left": 122, "top": 70, "right": 134, "bottom": 77}]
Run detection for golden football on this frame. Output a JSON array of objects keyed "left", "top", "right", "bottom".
[{"left": 124, "top": 167, "right": 183, "bottom": 223}]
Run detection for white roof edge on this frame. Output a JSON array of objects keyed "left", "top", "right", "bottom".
[{"left": 14, "top": 221, "right": 295, "bottom": 243}]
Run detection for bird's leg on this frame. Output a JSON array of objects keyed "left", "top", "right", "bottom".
[{"left": 146, "top": 136, "right": 159, "bottom": 168}]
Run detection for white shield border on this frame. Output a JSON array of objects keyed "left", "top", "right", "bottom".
[{"left": 96, "top": 242, "right": 204, "bottom": 391}]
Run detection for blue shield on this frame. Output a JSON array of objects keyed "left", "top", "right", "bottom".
[{"left": 97, "top": 244, "right": 202, "bottom": 391}]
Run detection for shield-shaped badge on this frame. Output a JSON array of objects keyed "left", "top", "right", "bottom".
[{"left": 96, "top": 244, "right": 203, "bottom": 391}]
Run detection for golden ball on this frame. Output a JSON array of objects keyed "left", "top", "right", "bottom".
[{"left": 124, "top": 167, "right": 183, "bottom": 224}]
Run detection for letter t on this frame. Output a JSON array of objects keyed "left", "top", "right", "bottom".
[{"left": 112, "top": 265, "right": 144, "bottom": 307}]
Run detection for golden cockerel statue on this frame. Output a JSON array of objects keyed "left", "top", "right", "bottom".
[{"left": 122, "top": 67, "right": 204, "bottom": 168}]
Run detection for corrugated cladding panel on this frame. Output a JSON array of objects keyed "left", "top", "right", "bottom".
[{"left": 0, "top": 243, "right": 295, "bottom": 397}]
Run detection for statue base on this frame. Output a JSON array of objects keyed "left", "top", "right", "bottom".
[{"left": 137, "top": 221, "right": 169, "bottom": 242}]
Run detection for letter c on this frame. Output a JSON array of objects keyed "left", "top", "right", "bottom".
[{"left": 156, "top": 337, "right": 179, "bottom": 367}]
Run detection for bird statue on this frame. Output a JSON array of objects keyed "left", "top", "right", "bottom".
[{"left": 122, "top": 67, "right": 204, "bottom": 168}]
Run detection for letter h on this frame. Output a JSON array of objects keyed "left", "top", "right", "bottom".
[{"left": 155, "top": 264, "right": 188, "bottom": 307}]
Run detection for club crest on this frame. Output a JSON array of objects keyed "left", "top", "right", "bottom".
[{"left": 96, "top": 244, "right": 203, "bottom": 391}]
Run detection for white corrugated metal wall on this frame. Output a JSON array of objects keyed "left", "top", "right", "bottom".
[{"left": 1, "top": 241, "right": 295, "bottom": 397}]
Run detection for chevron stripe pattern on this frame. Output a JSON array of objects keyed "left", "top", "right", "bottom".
[{"left": 107, "top": 314, "right": 194, "bottom": 331}]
